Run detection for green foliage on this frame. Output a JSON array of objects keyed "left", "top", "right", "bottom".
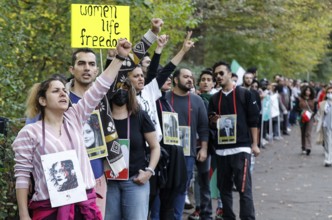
[
  {"left": 200, "top": 0, "right": 332, "bottom": 80},
  {"left": 0, "top": 121, "right": 24, "bottom": 219}
]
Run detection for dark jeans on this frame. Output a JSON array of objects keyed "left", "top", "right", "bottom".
[
  {"left": 216, "top": 152, "right": 255, "bottom": 220},
  {"left": 194, "top": 155, "right": 212, "bottom": 220}
]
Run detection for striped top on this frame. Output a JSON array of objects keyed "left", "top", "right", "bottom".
[{"left": 12, "top": 74, "right": 113, "bottom": 201}]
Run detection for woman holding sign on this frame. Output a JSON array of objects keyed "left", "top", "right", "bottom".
[{"left": 12, "top": 39, "right": 131, "bottom": 220}]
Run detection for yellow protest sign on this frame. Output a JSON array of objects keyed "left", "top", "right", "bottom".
[{"left": 71, "top": 4, "right": 130, "bottom": 48}]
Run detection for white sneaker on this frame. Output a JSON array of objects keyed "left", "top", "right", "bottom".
[
  {"left": 185, "top": 194, "right": 190, "bottom": 204},
  {"left": 274, "top": 136, "right": 283, "bottom": 141},
  {"left": 261, "top": 138, "right": 269, "bottom": 146}
]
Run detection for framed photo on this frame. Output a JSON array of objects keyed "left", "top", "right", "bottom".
[
  {"left": 217, "top": 114, "right": 237, "bottom": 144},
  {"left": 179, "top": 126, "right": 191, "bottom": 156},
  {"left": 84, "top": 110, "right": 108, "bottom": 160},
  {"left": 105, "top": 139, "right": 130, "bottom": 180},
  {"left": 41, "top": 150, "right": 87, "bottom": 207},
  {"left": 162, "top": 112, "right": 180, "bottom": 145}
]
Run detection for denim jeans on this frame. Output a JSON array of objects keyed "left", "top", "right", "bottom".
[
  {"left": 194, "top": 155, "right": 212, "bottom": 220},
  {"left": 105, "top": 176, "right": 150, "bottom": 220},
  {"left": 173, "top": 156, "right": 195, "bottom": 220}
]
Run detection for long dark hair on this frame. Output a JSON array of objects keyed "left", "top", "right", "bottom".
[{"left": 300, "top": 85, "right": 315, "bottom": 100}]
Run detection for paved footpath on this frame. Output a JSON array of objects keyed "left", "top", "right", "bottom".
[{"left": 183, "top": 125, "right": 332, "bottom": 220}]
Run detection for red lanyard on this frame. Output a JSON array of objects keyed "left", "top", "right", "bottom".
[
  {"left": 171, "top": 92, "right": 191, "bottom": 126},
  {"left": 218, "top": 87, "right": 237, "bottom": 115},
  {"left": 158, "top": 99, "right": 175, "bottom": 113}
]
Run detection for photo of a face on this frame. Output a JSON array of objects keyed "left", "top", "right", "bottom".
[
  {"left": 52, "top": 162, "right": 66, "bottom": 187},
  {"left": 83, "top": 123, "right": 95, "bottom": 149},
  {"left": 83, "top": 111, "right": 108, "bottom": 160},
  {"left": 49, "top": 160, "right": 78, "bottom": 192}
]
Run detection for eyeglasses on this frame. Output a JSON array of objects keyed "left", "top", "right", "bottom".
[{"left": 214, "top": 71, "right": 227, "bottom": 76}]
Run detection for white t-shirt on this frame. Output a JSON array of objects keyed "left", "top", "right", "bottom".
[{"left": 137, "top": 78, "right": 162, "bottom": 141}]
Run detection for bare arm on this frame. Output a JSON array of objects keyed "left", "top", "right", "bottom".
[
  {"left": 16, "top": 188, "right": 31, "bottom": 220},
  {"left": 170, "top": 31, "right": 194, "bottom": 66},
  {"left": 133, "top": 131, "right": 160, "bottom": 185},
  {"left": 197, "top": 141, "right": 208, "bottom": 162},
  {"left": 250, "top": 127, "right": 260, "bottom": 157}
]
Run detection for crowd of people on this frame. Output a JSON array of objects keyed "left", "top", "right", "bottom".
[{"left": 12, "top": 17, "right": 332, "bottom": 220}]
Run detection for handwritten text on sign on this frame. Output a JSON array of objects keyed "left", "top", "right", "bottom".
[{"left": 71, "top": 4, "right": 130, "bottom": 48}]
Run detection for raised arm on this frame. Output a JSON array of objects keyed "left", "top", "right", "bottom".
[
  {"left": 102, "top": 39, "right": 132, "bottom": 82},
  {"left": 146, "top": 34, "right": 169, "bottom": 84},
  {"left": 156, "top": 31, "right": 195, "bottom": 88}
]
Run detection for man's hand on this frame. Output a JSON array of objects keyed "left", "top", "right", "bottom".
[
  {"left": 252, "top": 144, "right": 260, "bottom": 157},
  {"left": 151, "top": 18, "right": 164, "bottom": 35},
  {"left": 116, "top": 39, "right": 132, "bottom": 57},
  {"left": 182, "top": 31, "right": 195, "bottom": 53},
  {"left": 133, "top": 169, "right": 152, "bottom": 185},
  {"left": 209, "top": 113, "right": 220, "bottom": 125},
  {"left": 197, "top": 147, "right": 207, "bottom": 162}
]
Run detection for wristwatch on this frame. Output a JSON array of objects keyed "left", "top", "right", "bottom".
[{"left": 145, "top": 167, "right": 155, "bottom": 176}]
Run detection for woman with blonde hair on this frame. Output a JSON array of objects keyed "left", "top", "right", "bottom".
[{"left": 12, "top": 39, "right": 131, "bottom": 220}]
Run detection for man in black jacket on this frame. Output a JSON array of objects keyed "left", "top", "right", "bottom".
[{"left": 209, "top": 61, "right": 260, "bottom": 220}]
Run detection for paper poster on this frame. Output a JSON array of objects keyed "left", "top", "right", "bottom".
[
  {"left": 162, "top": 112, "right": 180, "bottom": 145},
  {"left": 179, "top": 126, "right": 191, "bottom": 156},
  {"left": 41, "top": 150, "right": 87, "bottom": 207},
  {"left": 217, "top": 114, "right": 237, "bottom": 144},
  {"left": 105, "top": 139, "right": 129, "bottom": 180},
  {"left": 84, "top": 110, "right": 108, "bottom": 160},
  {"left": 71, "top": 4, "right": 130, "bottom": 48}
]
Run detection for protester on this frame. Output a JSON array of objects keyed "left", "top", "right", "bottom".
[
  {"left": 270, "top": 83, "right": 287, "bottom": 140},
  {"left": 166, "top": 68, "right": 209, "bottom": 220},
  {"left": 316, "top": 86, "right": 332, "bottom": 167},
  {"left": 150, "top": 76, "right": 187, "bottom": 220},
  {"left": 208, "top": 61, "right": 260, "bottom": 220},
  {"left": 105, "top": 79, "right": 161, "bottom": 220},
  {"left": 146, "top": 32, "right": 195, "bottom": 220},
  {"left": 276, "top": 76, "right": 292, "bottom": 135},
  {"left": 298, "top": 85, "right": 316, "bottom": 155},
  {"left": 188, "top": 69, "right": 214, "bottom": 220},
  {"left": 67, "top": 48, "right": 125, "bottom": 218},
  {"left": 12, "top": 39, "right": 131, "bottom": 219}
]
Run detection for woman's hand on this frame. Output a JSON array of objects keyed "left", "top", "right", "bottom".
[
  {"left": 133, "top": 169, "right": 152, "bottom": 185},
  {"left": 116, "top": 39, "right": 132, "bottom": 58}
]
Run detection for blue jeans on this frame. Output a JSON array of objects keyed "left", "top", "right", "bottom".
[
  {"left": 194, "top": 155, "right": 212, "bottom": 219},
  {"left": 105, "top": 176, "right": 150, "bottom": 220},
  {"left": 173, "top": 156, "right": 195, "bottom": 220}
]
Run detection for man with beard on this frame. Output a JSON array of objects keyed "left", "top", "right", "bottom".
[
  {"left": 242, "top": 72, "right": 263, "bottom": 148},
  {"left": 165, "top": 68, "right": 209, "bottom": 220},
  {"left": 209, "top": 61, "right": 260, "bottom": 220}
]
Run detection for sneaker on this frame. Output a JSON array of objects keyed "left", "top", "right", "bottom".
[
  {"left": 273, "top": 136, "right": 283, "bottom": 141},
  {"left": 215, "top": 208, "right": 224, "bottom": 220},
  {"left": 261, "top": 138, "right": 269, "bottom": 146},
  {"left": 324, "top": 163, "right": 331, "bottom": 167},
  {"left": 306, "top": 149, "right": 311, "bottom": 156},
  {"left": 188, "top": 210, "right": 200, "bottom": 220},
  {"left": 184, "top": 195, "right": 194, "bottom": 209}
]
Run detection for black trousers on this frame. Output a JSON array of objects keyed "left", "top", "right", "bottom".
[{"left": 216, "top": 152, "right": 255, "bottom": 220}]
